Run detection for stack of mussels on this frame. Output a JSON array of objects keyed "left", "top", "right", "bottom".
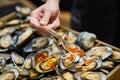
[{"left": 0, "top": 6, "right": 120, "bottom": 80}]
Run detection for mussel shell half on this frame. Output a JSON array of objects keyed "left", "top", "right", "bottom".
[
  {"left": 23, "top": 37, "right": 53, "bottom": 53},
  {"left": 74, "top": 71, "right": 106, "bottom": 80},
  {"left": 35, "top": 49, "right": 50, "bottom": 63},
  {"left": 85, "top": 46, "right": 113, "bottom": 60},
  {"left": 109, "top": 51, "right": 120, "bottom": 62},
  {"left": 59, "top": 53, "right": 80, "bottom": 70},
  {"left": 35, "top": 54, "right": 58, "bottom": 73},
  {"left": 62, "top": 71, "right": 75, "bottom": 80},
  {"left": 101, "top": 61, "right": 114, "bottom": 68},
  {"left": 15, "top": 6, "right": 31, "bottom": 16},
  {"left": 76, "top": 31, "right": 96, "bottom": 50},
  {"left": 0, "top": 53, "right": 11, "bottom": 60},
  {"left": 83, "top": 56, "right": 102, "bottom": 70},
  {"left": 23, "top": 53, "right": 35, "bottom": 70},
  {"left": 0, "top": 54, "right": 10, "bottom": 69},
  {"left": 11, "top": 52, "right": 24, "bottom": 66},
  {"left": 0, "top": 35, "right": 14, "bottom": 49},
  {"left": 5, "top": 19, "right": 22, "bottom": 26},
  {"left": 0, "top": 27, "right": 17, "bottom": 37},
  {"left": 7, "top": 68, "right": 19, "bottom": 80},
  {"left": 0, "top": 68, "right": 19, "bottom": 80},
  {"left": 16, "top": 28, "right": 33, "bottom": 46}
]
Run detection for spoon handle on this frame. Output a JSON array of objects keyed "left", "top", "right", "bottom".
[{"left": 49, "top": 28, "right": 64, "bottom": 43}]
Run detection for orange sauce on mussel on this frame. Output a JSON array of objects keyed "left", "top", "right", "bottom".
[
  {"left": 35, "top": 52, "right": 48, "bottom": 63},
  {"left": 64, "top": 43, "right": 84, "bottom": 57},
  {"left": 40, "top": 57, "right": 58, "bottom": 70},
  {"left": 84, "top": 60, "right": 94, "bottom": 65}
]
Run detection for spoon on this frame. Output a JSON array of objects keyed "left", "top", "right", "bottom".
[{"left": 48, "top": 28, "right": 84, "bottom": 57}]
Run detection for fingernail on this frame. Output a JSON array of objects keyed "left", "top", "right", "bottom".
[{"left": 40, "top": 21, "right": 46, "bottom": 26}]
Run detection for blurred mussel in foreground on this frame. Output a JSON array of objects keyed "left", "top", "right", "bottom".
[{"left": 76, "top": 31, "right": 96, "bottom": 50}]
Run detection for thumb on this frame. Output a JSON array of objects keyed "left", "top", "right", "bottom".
[{"left": 40, "top": 10, "right": 51, "bottom": 26}]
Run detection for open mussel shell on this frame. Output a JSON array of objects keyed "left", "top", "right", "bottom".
[
  {"left": 74, "top": 71, "right": 106, "bottom": 80},
  {"left": 5, "top": 19, "right": 23, "bottom": 26},
  {"left": 35, "top": 49, "right": 51, "bottom": 64},
  {"left": 64, "top": 42, "right": 85, "bottom": 57},
  {"left": 22, "top": 53, "right": 35, "bottom": 70},
  {"left": 85, "top": 46, "right": 113, "bottom": 60},
  {"left": 0, "top": 53, "right": 11, "bottom": 69},
  {"left": 35, "top": 54, "right": 58, "bottom": 73},
  {"left": 47, "top": 43, "right": 63, "bottom": 55},
  {"left": 76, "top": 31, "right": 96, "bottom": 50},
  {"left": 101, "top": 61, "right": 114, "bottom": 69},
  {"left": 0, "top": 35, "right": 14, "bottom": 49},
  {"left": 0, "top": 68, "right": 19, "bottom": 80},
  {"left": 23, "top": 36, "right": 53, "bottom": 53},
  {"left": 59, "top": 53, "right": 80, "bottom": 70},
  {"left": 16, "top": 27, "right": 34, "bottom": 46},
  {"left": 0, "top": 27, "right": 17, "bottom": 37},
  {"left": 15, "top": 6, "right": 31, "bottom": 16},
  {"left": 108, "top": 51, "right": 120, "bottom": 62},
  {"left": 62, "top": 71, "right": 75, "bottom": 80},
  {"left": 83, "top": 56, "right": 102, "bottom": 70},
  {"left": 11, "top": 52, "right": 24, "bottom": 66},
  {"left": 0, "top": 53, "right": 11, "bottom": 60},
  {"left": 74, "top": 56, "right": 102, "bottom": 72}
]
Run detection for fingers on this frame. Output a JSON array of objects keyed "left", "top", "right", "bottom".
[
  {"left": 40, "top": 10, "right": 51, "bottom": 26},
  {"left": 30, "top": 17, "right": 40, "bottom": 29},
  {"left": 48, "top": 17, "right": 60, "bottom": 30}
]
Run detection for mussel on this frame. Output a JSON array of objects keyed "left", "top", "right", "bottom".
[
  {"left": 0, "top": 27, "right": 17, "bottom": 37},
  {"left": 101, "top": 61, "right": 114, "bottom": 68},
  {"left": 62, "top": 71, "right": 75, "bottom": 80},
  {"left": 59, "top": 53, "right": 80, "bottom": 70},
  {"left": 35, "top": 54, "right": 58, "bottom": 73},
  {"left": 76, "top": 31, "right": 96, "bottom": 50},
  {"left": 22, "top": 53, "right": 35, "bottom": 70},
  {"left": 0, "top": 53, "right": 11, "bottom": 69},
  {"left": 109, "top": 51, "right": 120, "bottom": 62},
  {"left": 16, "top": 27, "right": 34, "bottom": 46},
  {"left": 15, "top": 6, "right": 31, "bottom": 16},
  {"left": 74, "top": 71, "right": 106, "bottom": 80},
  {"left": 11, "top": 52, "right": 24, "bottom": 66},
  {"left": 75, "top": 56, "right": 102, "bottom": 71},
  {"left": 35, "top": 49, "right": 50, "bottom": 63},
  {"left": 0, "top": 35, "right": 14, "bottom": 49},
  {"left": 5, "top": 19, "right": 23, "bottom": 26},
  {"left": 85, "top": 46, "right": 113, "bottom": 60},
  {"left": 23, "top": 36, "right": 53, "bottom": 53},
  {"left": 0, "top": 68, "right": 19, "bottom": 80}
]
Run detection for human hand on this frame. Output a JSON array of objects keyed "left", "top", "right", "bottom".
[{"left": 30, "top": 0, "right": 60, "bottom": 36}]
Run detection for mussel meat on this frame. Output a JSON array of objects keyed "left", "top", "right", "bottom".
[
  {"left": 85, "top": 46, "right": 113, "bottom": 60},
  {"left": 35, "top": 54, "right": 58, "bottom": 73}
]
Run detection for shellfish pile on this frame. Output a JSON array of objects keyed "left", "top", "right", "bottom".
[{"left": 0, "top": 6, "right": 120, "bottom": 80}]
